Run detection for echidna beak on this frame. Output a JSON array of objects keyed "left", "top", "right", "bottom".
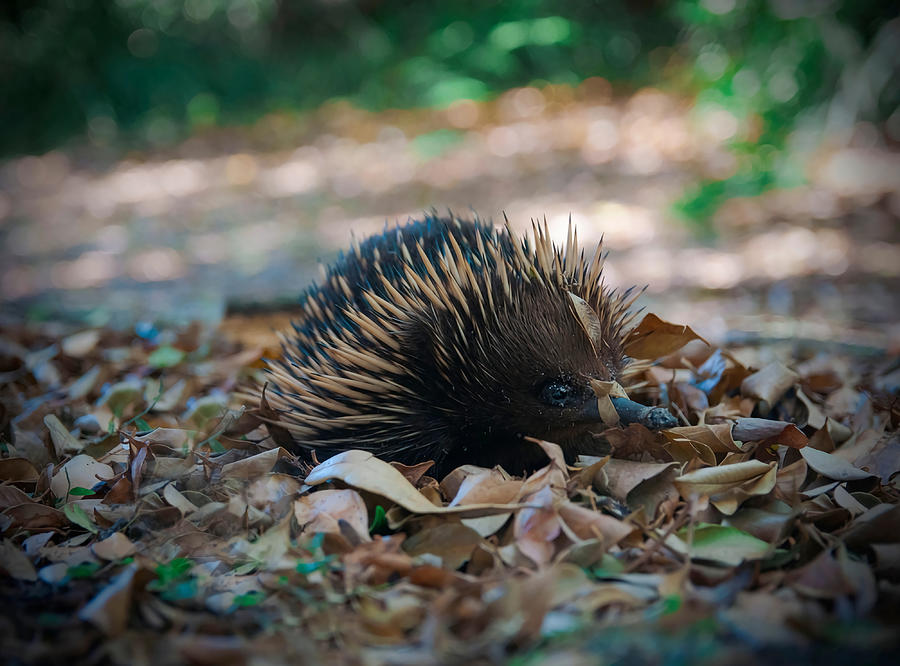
[{"left": 580, "top": 396, "right": 677, "bottom": 430}]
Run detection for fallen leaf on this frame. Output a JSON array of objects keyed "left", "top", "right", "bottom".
[
  {"left": 0, "top": 457, "right": 40, "bottom": 484},
  {"left": 50, "top": 454, "right": 114, "bottom": 501},
  {"left": 44, "top": 413, "right": 82, "bottom": 456},
  {"left": 220, "top": 447, "right": 288, "bottom": 479},
  {"left": 91, "top": 532, "right": 137, "bottom": 560},
  {"left": 623, "top": 313, "right": 707, "bottom": 360},
  {"left": 0, "top": 539, "right": 38, "bottom": 581},
  {"left": 800, "top": 447, "right": 874, "bottom": 481},
  {"left": 306, "top": 450, "right": 528, "bottom": 517},
  {"left": 741, "top": 361, "right": 798, "bottom": 409},
  {"left": 163, "top": 483, "right": 199, "bottom": 515},
  {"left": 666, "top": 523, "right": 771, "bottom": 566},
  {"left": 78, "top": 563, "right": 147, "bottom": 636},
  {"left": 61, "top": 329, "right": 101, "bottom": 357},
  {"left": 403, "top": 523, "right": 483, "bottom": 569},
  {"left": 293, "top": 489, "right": 371, "bottom": 542},
  {"left": 675, "top": 460, "right": 777, "bottom": 515}
]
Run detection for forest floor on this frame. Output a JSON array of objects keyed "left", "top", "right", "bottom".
[{"left": 1, "top": 88, "right": 899, "bottom": 665}]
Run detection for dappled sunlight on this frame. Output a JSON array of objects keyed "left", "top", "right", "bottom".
[{"left": 1, "top": 85, "right": 898, "bottom": 345}]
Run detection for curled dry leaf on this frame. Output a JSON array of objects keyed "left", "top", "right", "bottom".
[
  {"left": 78, "top": 563, "right": 147, "bottom": 636},
  {"left": 246, "top": 473, "right": 303, "bottom": 509},
  {"left": 50, "top": 454, "right": 114, "bottom": 501},
  {"left": 0, "top": 539, "right": 38, "bottom": 581},
  {"left": 220, "top": 447, "right": 288, "bottom": 479},
  {"left": 91, "top": 531, "right": 137, "bottom": 561},
  {"left": 623, "top": 313, "right": 707, "bottom": 360},
  {"left": 675, "top": 460, "right": 778, "bottom": 515},
  {"left": 163, "top": 483, "right": 200, "bottom": 515},
  {"left": 402, "top": 523, "right": 483, "bottom": 569},
  {"left": 665, "top": 423, "right": 744, "bottom": 454},
  {"left": 731, "top": 418, "right": 808, "bottom": 447},
  {"left": 61, "top": 330, "right": 101, "bottom": 358},
  {"left": 557, "top": 501, "right": 634, "bottom": 545},
  {"left": 800, "top": 447, "right": 874, "bottom": 481},
  {"left": 293, "top": 488, "right": 371, "bottom": 542},
  {"left": 449, "top": 468, "right": 523, "bottom": 507},
  {"left": 44, "top": 413, "right": 82, "bottom": 457},
  {"left": 741, "top": 361, "right": 798, "bottom": 409},
  {"left": 0, "top": 457, "right": 40, "bottom": 485},
  {"left": 305, "top": 450, "right": 529, "bottom": 517},
  {"left": 591, "top": 457, "right": 679, "bottom": 518},
  {"left": 133, "top": 427, "right": 190, "bottom": 450},
  {"left": 514, "top": 484, "right": 560, "bottom": 566},
  {"left": 589, "top": 379, "right": 626, "bottom": 426}
]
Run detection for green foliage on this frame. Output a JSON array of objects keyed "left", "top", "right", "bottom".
[
  {"left": 232, "top": 589, "right": 265, "bottom": 607},
  {"left": 2, "top": 1, "right": 893, "bottom": 221},
  {"left": 148, "top": 557, "right": 199, "bottom": 601},
  {"left": 67, "top": 561, "right": 102, "bottom": 579},
  {"left": 368, "top": 504, "right": 387, "bottom": 534},
  {"left": 670, "top": 0, "right": 897, "bottom": 229},
  {"left": 0, "top": 1, "right": 674, "bottom": 155},
  {"left": 63, "top": 502, "right": 99, "bottom": 533},
  {"left": 147, "top": 345, "right": 186, "bottom": 369}
]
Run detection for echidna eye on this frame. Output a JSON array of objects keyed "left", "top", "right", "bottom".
[{"left": 539, "top": 380, "right": 581, "bottom": 408}]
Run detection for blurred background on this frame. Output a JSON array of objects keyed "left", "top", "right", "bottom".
[{"left": 1, "top": 0, "right": 898, "bottom": 350}]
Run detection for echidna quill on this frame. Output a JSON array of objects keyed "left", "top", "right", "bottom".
[{"left": 258, "top": 214, "right": 676, "bottom": 474}]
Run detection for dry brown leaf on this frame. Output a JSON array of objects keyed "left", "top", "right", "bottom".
[
  {"left": 664, "top": 423, "right": 744, "bottom": 453},
  {"left": 741, "top": 361, "right": 798, "bottom": 409},
  {"left": 623, "top": 313, "right": 708, "bottom": 360},
  {"left": 557, "top": 501, "right": 634, "bottom": 545},
  {"left": 0, "top": 539, "right": 38, "bottom": 581},
  {"left": 220, "top": 447, "right": 287, "bottom": 479},
  {"left": 591, "top": 457, "right": 679, "bottom": 518},
  {"left": 0, "top": 457, "right": 40, "bottom": 485},
  {"left": 44, "top": 413, "right": 82, "bottom": 456},
  {"left": 245, "top": 473, "right": 303, "bottom": 509},
  {"left": 78, "top": 563, "right": 147, "bottom": 636},
  {"left": 61, "top": 329, "right": 101, "bottom": 357},
  {"left": 514, "top": 484, "right": 561, "bottom": 566},
  {"left": 402, "top": 523, "right": 483, "bottom": 569},
  {"left": 91, "top": 532, "right": 137, "bottom": 561},
  {"left": 293, "top": 488, "right": 371, "bottom": 542},
  {"left": 800, "top": 447, "right": 874, "bottom": 481},
  {"left": 50, "top": 454, "right": 114, "bottom": 501},
  {"left": 675, "top": 460, "right": 777, "bottom": 515},
  {"left": 162, "top": 482, "right": 200, "bottom": 515},
  {"left": 306, "top": 450, "right": 528, "bottom": 517}
]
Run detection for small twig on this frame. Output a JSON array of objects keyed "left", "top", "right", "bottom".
[{"left": 623, "top": 506, "right": 690, "bottom": 573}]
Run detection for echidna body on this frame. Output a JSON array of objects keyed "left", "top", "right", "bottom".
[{"left": 261, "top": 214, "right": 640, "bottom": 473}]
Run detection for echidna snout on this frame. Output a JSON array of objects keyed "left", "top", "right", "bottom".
[{"left": 259, "top": 214, "right": 647, "bottom": 474}]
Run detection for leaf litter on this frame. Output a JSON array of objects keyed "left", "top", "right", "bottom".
[{"left": 0, "top": 314, "right": 898, "bottom": 665}]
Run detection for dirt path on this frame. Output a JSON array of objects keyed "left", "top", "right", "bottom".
[{"left": 2, "top": 87, "right": 899, "bottom": 351}]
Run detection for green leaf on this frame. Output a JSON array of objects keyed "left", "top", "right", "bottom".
[
  {"left": 134, "top": 418, "right": 151, "bottom": 432},
  {"left": 160, "top": 579, "right": 198, "bottom": 602},
  {"left": 151, "top": 557, "right": 194, "bottom": 587},
  {"left": 68, "top": 486, "right": 94, "bottom": 496},
  {"left": 67, "top": 561, "right": 101, "bottom": 579},
  {"left": 148, "top": 345, "right": 185, "bottom": 369},
  {"left": 64, "top": 502, "right": 98, "bottom": 533},
  {"left": 296, "top": 556, "right": 335, "bottom": 575},
  {"left": 369, "top": 504, "right": 387, "bottom": 533},
  {"left": 233, "top": 590, "right": 265, "bottom": 607},
  {"left": 670, "top": 523, "right": 770, "bottom": 566}
]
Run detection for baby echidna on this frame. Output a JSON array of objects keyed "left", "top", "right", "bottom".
[{"left": 259, "top": 214, "right": 674, "bottom": 474}]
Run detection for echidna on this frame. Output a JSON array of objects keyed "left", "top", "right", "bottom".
[{"left": 259, "top": 214, "right": 674, "bottom": 474}]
